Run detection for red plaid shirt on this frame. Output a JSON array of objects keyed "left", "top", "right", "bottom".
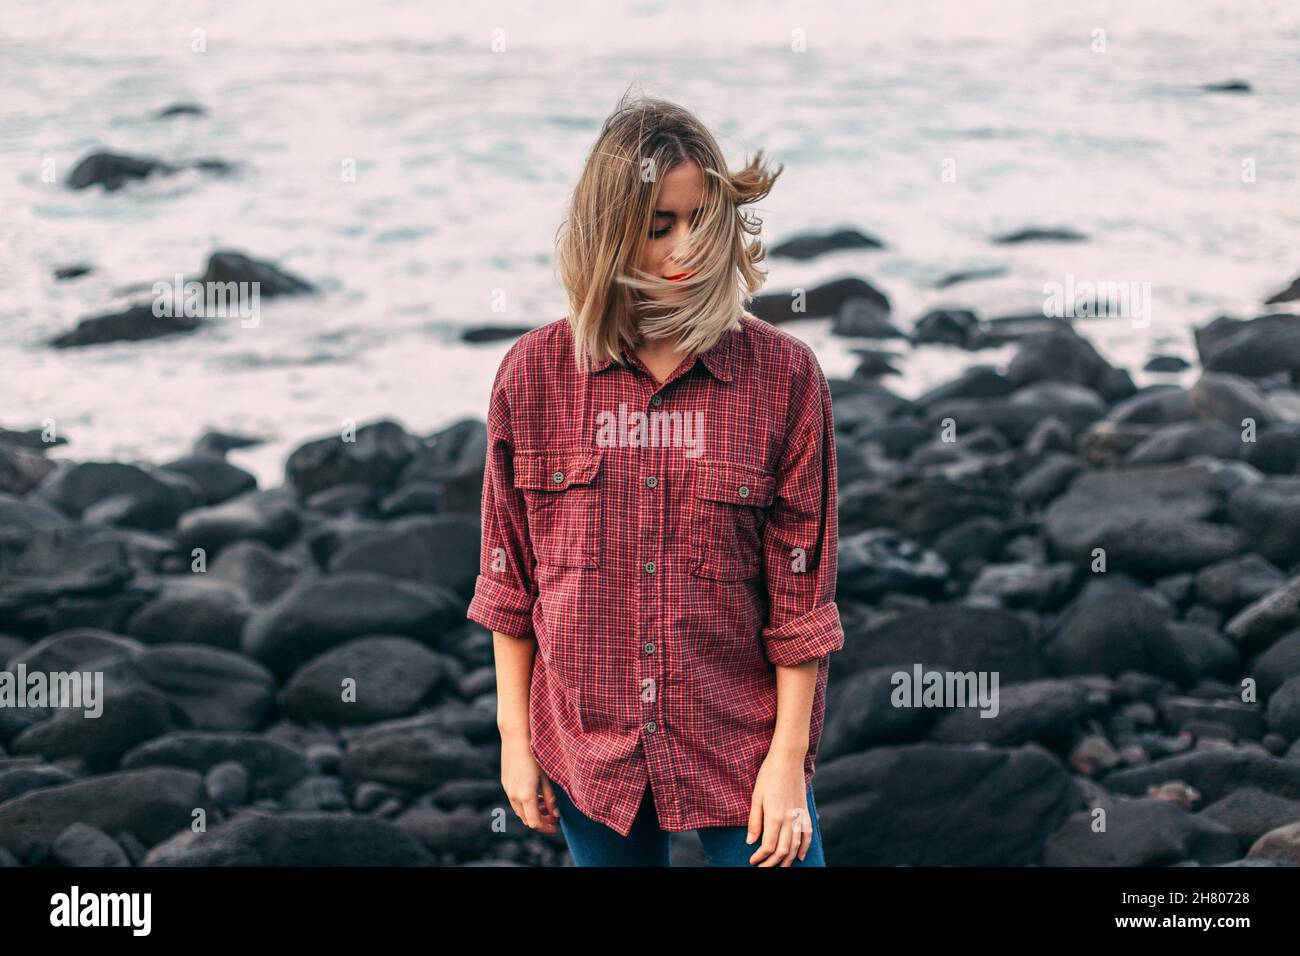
[{"left": 467, "top": 313, "right": 845, "bottom": 837}]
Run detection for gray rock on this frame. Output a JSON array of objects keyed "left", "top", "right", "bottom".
[
  {"left": 283, "top": 636, "right": 448, "bottom": 725},
  {"left": 770, "top": 228, "right": 884, "bottom": 260},
  {"left": 0, "top": 763, "right": 78, "bottom": 804},
  {"left": 205, "top": 760, "right": 251, "bottom": 807},
  {"left": 1196, "top": 554, "right": 1286, "bottom": 613},
  {"left": 242, "top": 572, "right": 463, "bottom": 679},
  {"left": 1226, "top": 576, "right": 1300, "bottom": 650},
  {"left": 1104, "top": 749, "right": 1300, "bottom": 804},
  {"left": 820, "top": 665, "right": 941, "bottom": 759},
  {"left": 1200, "top": 787, "right": 1300, "bottom": 845},
  {"left": 143, "top": 811, "right": 433, "bottom": 866},
  {"left": 1190, "top": 372, "right": 1273, "bottom": 428},
  {"left": 927, "top": 678, "right": 1090, "bottom": 746},
  {"left": 94, "top": 643, "right": 275, "bottom": 731},
  {"left": 9, "top": 686, "right": 191, "bottom": 772},
  {"left": 1255, "top": 631, "right": 1300, "bottom": 698},
  {"left": 158, "top": 454, "right": 257, "bottom": 505},
  {"left": 124, "top": 578, "right": 251, "bottom": 650},
  {"left": 836, "top": 607, "right": 1042, "bottom": 684},
  {"left": 35, "top": 461, "right": 196, "bottom": 530},
  {"left": 50, "top": 822, "right": 130, "bottom": 866},
  {"left": 1125, "top": 422, "right": 1246, "bottom": 465},
  {"left": 1198, "top": 313, "right": 1300, "bottom": 378},
  {"left": 1044, "top": 796, "right": 1239, "bottom": 866},
  {"left": 836, "top": 529, "right": 948, "bottom": 600},
  {"left": 968, "top": 562, "right": 1075, "bottom": 610},
  {"left": 340, "top": 713, "right": 494, "bottom": 789},
  {"left": 286, "top": 420, "right": 421, "bottom": 496},
  {"left": 121, "top": 731, "right": 312, "bottom": 798},
  {"left": 1265, "top": 675, "right": 1300, "bottom": 739},
  {"left": 748, "top": 276, "right": 890, "bottom": 324},
  {"left": 1044, "top": 592, "right": 1196, "bottom": 684},
  {"left": 207, "top": 540, "right": 302, "bottom": 604},
  {"left": 814, "top": 743, "right": 1083, "bottom": 865},
  {"left": 1228, "top": 477, "right": 1300, "bottom": 566},
  {"left": 328, "top": 514, "right": 479, "bottom": 598},
  {"left": 175, "top": 488, "right": 300, "bottom": 557},
  {"left": 0, "top": 767, "right": 205, "bottom": 859}
]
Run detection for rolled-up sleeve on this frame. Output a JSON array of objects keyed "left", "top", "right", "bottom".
[
  {"left": 466, "top": 364, "right": 537, "bottom": 640},
  {"left": 760, "top": 351, "right": 845, "bottom": 667}
]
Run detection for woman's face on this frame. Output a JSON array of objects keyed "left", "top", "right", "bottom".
[{"left": 639, "top": 160, "right": 705, "bottom": 283}]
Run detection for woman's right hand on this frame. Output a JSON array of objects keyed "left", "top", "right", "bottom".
[{"left": 501, "top": 730, "right": 561, "bottom": 833}]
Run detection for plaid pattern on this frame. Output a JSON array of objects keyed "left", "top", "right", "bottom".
[{"left": 467, "top": 313, "right": 845, "bottom": 836}]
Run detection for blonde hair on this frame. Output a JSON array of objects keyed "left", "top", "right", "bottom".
[{"left": 556, "top": 91, "right": 782, "bottom": 372}]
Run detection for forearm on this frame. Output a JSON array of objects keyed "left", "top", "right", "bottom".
[
  {"left": 769, "top": 658, "right": 818, "bottom": 760},
  {"left": 493, "top": 631, "right": 537, "bottom": 740}
]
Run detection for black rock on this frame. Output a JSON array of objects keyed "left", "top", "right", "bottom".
[
  {"left": 121, "top": 731, "right": 311, "bottom": 797},
  {"left": 287, "top": 419, "right": 420, "bottom": 496},
  {"left": 461, "top": 325, "right": 533, "bottom": 343},
  {"left": 927, "top": 679, "right": 1090, "bottom": 747},
  {"left": 143, "top": 811, "right": 434, "bottom": 866},
  {"left": 1103, "top": 749, "right": 1300, "bottom": 804},
  {"left": 748, "top": 276, "right": 889, "bottom": 323},
  {"left": 175, "top": 488, "right": 301, "bottom": 557},
  {"left": 242, "top": 572, "right": 465, "bottom": 679},
  {"left": 1228, "top": 478, "right": 1300, "bottom": 567},
  {"left": 1196, "top": 313, "right": 1300, "bottom": 378},
  {"left": 836, "top": 529, "right": 948, "bottom": 600},
  {"left": 67, "top": 152, "right": 175, "bottom": 191},
  {"left": 159, "top": 454, "right": 257, "bottom": 505},
  {"left": 770, "top": 228, "right": 884, "bottom": 260},
  {"left": 283, "top": 636, "right": 448, "bottom": 725},
  {"left": 1195, "top": 554, "right": 1287, "bottom": 613},
  {"left": 933, "top": 267, "right": 1007, "bottom": 289},
  {"left": 1201, "top": 79, "right": 1252, "bottom": 93},
  {"left": 1265, "top": 275, "right": 1300, "bottom": 306},
  {"left": 53, "top": 264, "right": 93, "bottom": 281},
  {"left": 1144, "top": 354, "right": 1191, "bottom": 372},
  {"left": 814, "top": 743, "right": 1083, "bottom": 865},
  {"left": 154, "top": 103, "right": 206, "bottom": 118},
  {"left": 820, "top": 665, "right": 940, "bottom": 759},
  {"left": 992, "top": 227, "right": 1087, "bottom": 245},
  {"left": 913, "top": 309, "right": 978, "bottom": 346},
  {"left": 50, "top": 303, "right": 203, "bottom": 349},
  {"left": 1044, "top": 796, "right": 1238, "bottom": 866},
  {"left": 836, "top": 606, "right": 1041, "bottom": 684},
  {"left": 1226, "top": 576, "right": 1300, "bottom": 650},
  {"left": 833, "top": 298, "right": 904, "bottom": 339},
  {"left": 1044, "top": 592, "right": 1196, "bottom": 684},
  {"left": 0, "top": 768, "right": 205, "bottom": 860},
  {"left": 199, "top": 250, "right": 314, "bottom": 297}
]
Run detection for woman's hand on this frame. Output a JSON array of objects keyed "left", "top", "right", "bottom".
[
  {"left": 500, "top": 729, "right": 560, "bottom": 833},
  {"left": 746, "top": 751, "right": 813, "bottom": 866}
]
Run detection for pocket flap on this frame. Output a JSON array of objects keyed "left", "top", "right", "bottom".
[
  {"left": 694, "top": 460, "right": 776, "bottom": 507},
  {"left": 513, "top": 448, "right": 603, "bottom": 491}
]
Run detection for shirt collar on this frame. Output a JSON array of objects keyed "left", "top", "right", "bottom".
[{"left": 588, "top": 323, "right": 737, "bottom": 383}]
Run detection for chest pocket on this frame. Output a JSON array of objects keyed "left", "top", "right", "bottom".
[
  {"left": 688, "top": 459, "right": 777, "bottom": 581},
  {"left": 514, "top": 448, "right": 603, "bottom": 569}
]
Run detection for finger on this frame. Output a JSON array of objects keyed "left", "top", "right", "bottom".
[
  {"left": 540, "top": 775, "right": 560, "bottom": 820},
  {"left": 534, "top": 792, "right": 558, "bottom": 832},
  {"left": 519, "top": 790, "right": 543, "bottom": 830},
  {"left": 762, "top": 817, "right": 793, "bottom": 868},
  {"left": 746, "top": 792, "right": 763, "bottom": 846},
  {"left": 797, "top": 808, "right": 813, "bottom": 861},
  {"left": 749, "top": 807, "right": 780, "bottom": 866}
]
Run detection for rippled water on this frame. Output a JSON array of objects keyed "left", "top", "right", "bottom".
[{"left": 3, "top": 0, "right": 1298, "bottom": 485}]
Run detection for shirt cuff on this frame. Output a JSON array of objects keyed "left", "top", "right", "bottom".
[
  {"left": 761, "top": 602, "right": 844, "bottom": 667},
  {"left": 467, "top": 574, "right": 536, "bottom": 640}
]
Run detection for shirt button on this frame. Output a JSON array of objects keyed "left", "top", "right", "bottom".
[
  {"left": 645, "top": 720, "right": 658, "bottom": 733},
  {"left": 645, "top": 475, "right": 657, "bottom": 488},
  {"left": 552, "top": 471, "right": 565, "bottom": 484},
  {"left": 644, "top": 561, "right": 656, "bottom": 574},
  {"left": 644, "top": 642, "right": 656, "bottom": 654},
  {"left": 738, "top": 485, "right": 750, "bottom": 498},
  {"left": 651, "top": 394, "right": 663, "bottom": 407}
]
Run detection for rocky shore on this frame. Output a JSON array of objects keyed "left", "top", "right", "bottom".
[{"left": 6, "top": 284, "right": 1300, "bottom": 866}]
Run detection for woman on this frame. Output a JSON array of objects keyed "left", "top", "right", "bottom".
[{"left": 467, "top": 93, "right": 844, "bottom": 866}]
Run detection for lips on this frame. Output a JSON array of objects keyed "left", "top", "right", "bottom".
[{"left": 664, "top": 273, "right": 693, "bottom": 281}]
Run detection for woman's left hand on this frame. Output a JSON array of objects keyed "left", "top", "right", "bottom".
[{"left": 746, "top": 753, "right": 813, "bottom": 866}]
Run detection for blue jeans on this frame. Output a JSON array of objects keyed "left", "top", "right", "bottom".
[{"left": 552, "top": 780, "right": 826, "bottom": 866}]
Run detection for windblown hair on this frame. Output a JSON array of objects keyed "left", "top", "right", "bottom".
[{"left": 556, "top": 92, "right": 782, "bottom": 371}]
